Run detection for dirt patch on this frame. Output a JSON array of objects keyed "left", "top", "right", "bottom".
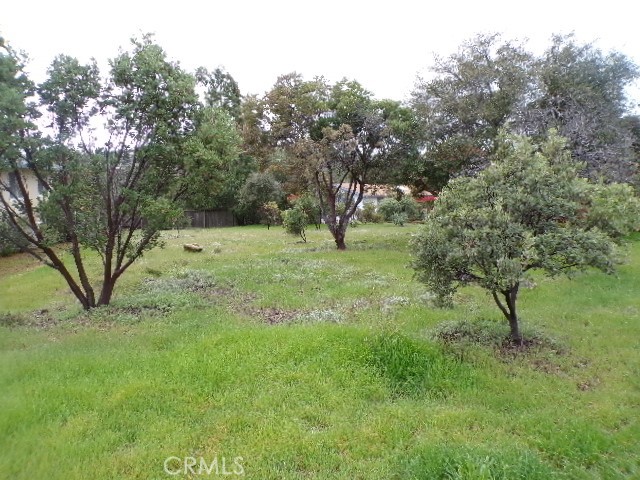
[
  {"left": 0, "top": 309, "right": 60, "bottom": 329},
  {"left": 530, "top": 358, "right": 566, "bottom": 375},
  {"left": 243, "top": 307, "right": 301, "bottom": 324},
  {"left": 431, "top": 319, "right": 573, "bottom": 376},
  {"left": 577, "top": 377, "right": 601, "bottom": 391},
  {"left": 498, "top": 336, "right": 567, "bottom": 358}
]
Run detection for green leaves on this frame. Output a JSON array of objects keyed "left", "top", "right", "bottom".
[
  {"left": 412, "top": 131, "right": 639, "bottom": 317},
  {"left": 1, "top": 34, "right": 213, "bottom": 309},
  {"left": 411, "top": 34, "right": 640, "bottom": 189},
  {"left": 181, "top": 107, "right": 243, "bottom": 210},
  {"left": 282, "top": 203, "right": 309, "bottom": 242},
  {"left": 38, "top": 55, "right": 101, "bottom": 140}
]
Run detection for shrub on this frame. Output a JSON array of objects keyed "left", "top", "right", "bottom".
[
  {"left": 259, "top": 201, "right": 282, "bottom": 229},
  {"left": 398, "top": 196, "right": 423, "bottom": 221},
  {"left": 378, "top": 197, "right": 423, "bottom": 222},
  {"left": 391, "top": 212, "right": 408, "bottom": 226},
  {"left": 0, "top": 215, "right": 24, "bottom": 256},
  {"left": 377, "top": 198, "right": 400, "bottom": 221},
  {"left": 282, "top": 204, "right": 309, "bottom": 242},
  {"left": 295, "top": 193, "right": 322, "bottom": 229},
  {"left": 234, "top": 172, "right": 284, "bottom": 224},
  {"left": 360, "top": 203, "right": 383, "bottom": 223}
]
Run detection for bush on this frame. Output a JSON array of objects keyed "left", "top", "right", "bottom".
[
  {"left": 0, "top": 238, "right": 18, "bottom": 257},
  {"left": 377, "top": 198, "right": 400, "bottom": 221},
  {"left": 360, "top": 203, "right": 383, "bottom": 223},
  {"left": 378, "top": 197, "right": 423, "bottom": 222},
  {"left": 234, "top": 172, "right": 284, "bottom": 224},
  {"left": 295, "top": 193, "right": 322, "bottom": 229},
  {"left": 282, "top": 204, "right": 309, "bottom": 242},
  {"left": 259, "top": 201, "right": 282, "bottom": 229},
  {"left": 398, "top": 196, "right": 423, "bottom": 221},
  {"left": 0, "top": 216, "right": 24, "bottom": 256},
  {"left": 391, "top": 212, "right": 408, "bottom": 226}
]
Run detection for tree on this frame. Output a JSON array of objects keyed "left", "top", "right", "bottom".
[
  {"left": 234, "top": 171, "right": 284, "bottom": 224},
  {"left": 411, "top": 34, "right": 640, "bottom": 190},
  {"left": 296, "top": 123, "right": 370, "bottom": 250},
  {"left": 195, "top": 67, "right": 242, "bottom": 121},
  {"left": 523, "top": 34, "right": 639, "bottom": 183},
  {"left": 0, "top": 36, "right": 207, "bottom": 309},
  {"left": 289, "top": 79, "right": 407, "bottom": 249},
  {"left": 412, "top": 131, "right": 640, "bottom": 344},
  {"left": 259, "top": 201, "right": 281, "bottom": 229},
  {"left": 411, "top": 34, "right": 533, "bottom": 190},
  {"left": 261, "top": 72, "right": 330, "bottom": 147},
  {"left": 282, "top": 203, "right": 309, "bottom": 242},
  {"left": 181, "top": 107, "right": 243, "bottom": 210}
]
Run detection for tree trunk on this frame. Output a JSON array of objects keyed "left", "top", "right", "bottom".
[
  {"left": 98, "top": 278, "right": 116, "bottom": 307},
  {"left": 334, "top": 231, "right": 346, "bottom": 250},
  {"left": 507, "top": 307, "right": 522, "bottom": 345},
  {"left": 491, "top": 284, "right": 522, "bottom": 345},
  {"left": 504, "top": 284, "right": 522, "bottom": 345}
]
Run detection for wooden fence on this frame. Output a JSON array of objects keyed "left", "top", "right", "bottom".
[{"left": 183, "top": 210, "right": 237, "bottom": 228}]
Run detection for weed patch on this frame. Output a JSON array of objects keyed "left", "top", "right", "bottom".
[
  {"left": 0, "top": 310, "right": 59, "bottom": 329},
  {"left": 431, "top": 318, "right": 566, "bottom": 355},
  {"left": 244, "top": 306, "right": 301, "bottom": 324},
  {"left": 296, "top": 308, "right": 344, "bottom": 324},
  {"left": 140, "top": 268, "right": 216, "bottom": 295},
  {"left": 397, "top": 444, "right": 554, "bottom": 480},
  {"left": 365, "top": 332, "right": 474, "bottom": 397}
]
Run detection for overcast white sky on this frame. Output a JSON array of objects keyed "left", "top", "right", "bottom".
[{"left": 2, "top": 0, "right": 639, "bottom": 104}]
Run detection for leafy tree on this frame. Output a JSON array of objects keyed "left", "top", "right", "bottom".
[
  {"left": 182, "top": 107, "right": 243, "bottom": 210},
  {"left": 234, "top": 171, "right": 284, "bottom": 224},
  {"left": 292, "top": 80, "right": 406, "bottom": 249},
  {"left": 195, "top": 67, "right": 242, "bottom": 121},
  {"left": 255, "top": 74, "right": 414, "bottom": 248},
  {"left": 295, "top": 123, "right": 368, "bottom": 250},
  {"left": 411, "top": 34, "right": 533, "bottom": 190},
  {"left": 262, "top": 72, "right": 330, "bottom": 146},
  {"left": 282, "top": 203, "right": 309, "bottom": 242},
  {"left": 412, "top": 34, "right": 640, "bottom": 189},
  {"left": 0, "top": 36, "right": 207, "bottom": 309},
  {"left": 412, "top": 131, "right": 640, "bottom": 344},
  {"left": 238, "top": 94, "right": 271, "bottom": 171},
  {"left": 524, "top": 34, "right": 639, "bottom": 183},
  {"left": 378, "top": 196, "right": 422, "bottom": 222},
  {"left": 360, "top": 202, "right": 383, "bottom": 223}
]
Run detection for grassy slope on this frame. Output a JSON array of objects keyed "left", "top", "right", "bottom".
[{"left": 0, "top": 225, "right": 638, "bottom": 479}]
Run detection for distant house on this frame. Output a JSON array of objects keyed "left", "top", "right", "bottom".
[
  {"left": 0, "top": 167, "right": 46, "bottom": 209},
  {"left": 338, "top": 183, "right": 413, "bottom": 209}
]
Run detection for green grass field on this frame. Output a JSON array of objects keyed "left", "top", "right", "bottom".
[{"left": 1, "top": 224, "right": 639, "bottom": 479}]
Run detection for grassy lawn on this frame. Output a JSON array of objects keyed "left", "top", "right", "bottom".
[{"left": 1, "top": 224, "right": 639, "bottom": 479}]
